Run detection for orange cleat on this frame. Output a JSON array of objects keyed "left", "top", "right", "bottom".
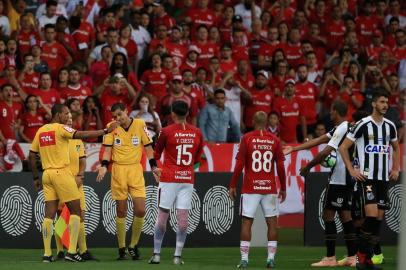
[{"left": 311, "top": 256, "right": 338, "bottom": 267}]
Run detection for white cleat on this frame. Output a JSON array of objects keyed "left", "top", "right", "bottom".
[
  {"left": 173, "top": 256, "right": 184, "bottom": 265},
  {"left": 149, "top": 253, "right": 161, "bottom": 264}
]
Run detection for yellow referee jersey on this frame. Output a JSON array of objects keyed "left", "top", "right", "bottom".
[
  {"left": 68, "top": 139, "right": 86, "bottom": 176},
  {"left": 30, "top": 123, "right": 76, "bottom": 170},
  {"left": 103, "top": 118, "right": 153, "bottom": 165}
]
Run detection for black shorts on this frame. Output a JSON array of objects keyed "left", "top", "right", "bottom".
[
  {"left": 323, "top": 184, "right": 352, "bottom": 211},
  {"left": 358, "top": 180, "right": 390, "bottom": 210}
]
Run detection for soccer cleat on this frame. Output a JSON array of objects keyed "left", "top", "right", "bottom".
[
  {"left": 42, "top": 255, "right": 55, "bottom": 263},
  {"left": 311, "top": 256, "right": 338, "bottom": 267},
  {"left": 149, "top": 253, "right": 161, "bottom": 264},
  {"left": 128, "top": 246, "right": 140, "bottom": 260},
  {"left": 337, "top": 255, "right": 356, "bottom": 267},
  {"left": 56, "top": 251, "right": 65, "bottom": 260},
  {"left": 65, "top": 252, "right": 85, "bottom": 262},
  {"left": 371, "top": 253, "right": 384, "bottom": 265},
  {"left": 117, "top": 247, "right": 127, "bottom": 260},
  {"left": 356, "top": 260, "right": 383, "bottom": 270},
  {"left": 237, "top": 260, "right": 248, "bottom": 268},
  {"left": 80, "top": 250, "right": 99, "bottom": 261},
  {"left": 173, "top": 256, "right": 184, "bottom": 265},
  {"left": 266, "top": 259, "right": 275, "bottom": 268}
]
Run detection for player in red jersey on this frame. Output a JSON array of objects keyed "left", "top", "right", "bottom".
[
  {"left": 273, "top": 79, "right": 307, "bottom": 143},
  {"left": 0, "top": 84, "right": 23, "bottom": 140},
  {"left": 149, "top": 101, "right": 203, "bottom": 265},
  {"left": 229, "top": 111, "right": 286, "bottom": 269}
]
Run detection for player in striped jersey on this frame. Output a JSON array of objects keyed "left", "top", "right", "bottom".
[
  {"left": 284, "top": 100, "right": 357, "bottom": 267},
  {"left": 339, "top": 90, "right": 400, "bottom": 270}
]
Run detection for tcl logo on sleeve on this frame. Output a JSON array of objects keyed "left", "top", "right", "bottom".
[{"left": 39, "top": 131, "right": 56, "bottom": 147}]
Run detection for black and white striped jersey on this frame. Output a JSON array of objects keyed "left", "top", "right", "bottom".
[
  {"left": 327, "top": 121, "right": 350, "bottom": 186},
  {"left": 347, "top": 116, "right": 398, "bottom": 181}
]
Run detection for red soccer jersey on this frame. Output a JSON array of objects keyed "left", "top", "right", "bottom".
[
  {"left": 234, "top": 72, "right": 255, "bottom": 90},
  {"left": 244, "top": 88, "right": 273, "bottom": 128},
  {"left": 295, "top": 81, "right": 318, "bottom": 125},
  {"left": 392, "top": 46, "right": 406, "bottom": 61},
  {"left": 0, "top": 101, "right": 22, "bottom": 140},
  {"left": 41, "top": 42, "right": 69, "bottom": 75},
  {"left": 90, "top": 60, "right": 110, "bottom": 87},
  {"left": 366, "top": 44, "right": 390, "bottom": 61},
  {"left": 166, "top": 42, "right": 188, "bottom": 68},
  {"left": 14, "top": 30, "right": 41, "bottom": 56},
  {"left": 232, "top": 45, "right": 250, "bottom": 62},
  {"left": 21, "top": 111, "right": 46, "bottom": 141},
  {"left": 284, "top": 43, "right": 302, "bottom": 69},
  {"left": 100, "top": 89, "right": 132, "bottom": 125},
  {"left": 60, "top": 84, "right": 92, "bottom": 104},
  {"left": 325, "top": 20, "right": 346, "bottom": 53},
  {"left": 153, "top": 13, "right": 176, "bottom": 30},
  {"left": 119, "top": 39, "right": 138, "bottom": 60},
  {"left": 179, "top": 61, "right": 200, "bottom": 75},
  {"left": 154, "top": 123, "right": 204, "bottom": 184},
  {"left": 273, "top": 96, "right": 303, "bottom": 143},
  {"left": 28, "top": 88, "right": 61, "bottom": 108},
  {"left": 140, "top": 69, "right": 171, "bottom": 101},
  {"left": 187, "top": 8, "right": 216, "bottom": 33},
  {"left": 19, "top": 71, "right": 40, "bottom": 93},
  {"left": 187, "top": 84, "right": 206, "bottom": 110},
  {"left": 230, "top": 130, "right": 285, "bottom": 194},
  {"left": 356, "top": 15, "right": 382, "bottom": 46},
  {"left": 193, "top": 41, "right": 219, "bottom": 68},
  {"left": 72, "top": 21, "right": 95, "bottom": 49}
]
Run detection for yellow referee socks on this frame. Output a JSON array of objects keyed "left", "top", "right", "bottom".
[
  {"left": 67, "top": 215, "right": 80, "bottom": 254},
  {"left": 130, "top": 217, "right": 144, "bottom": 248},
  {"left": 116, "top": 217, "right": 126, "bottom": 248},
  {"left": 78, "top": 222, "right": 87, "bottom": 254},
  {"left": 55, "top": 234, "right": 64, "bottom": 253},
  {"left": 42, "top": 218, "right": 53, "bottom": 256}
]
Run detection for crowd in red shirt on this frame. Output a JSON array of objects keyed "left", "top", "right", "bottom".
[{"left": 0, "top": 0, "right": 405, "bottom": 147}]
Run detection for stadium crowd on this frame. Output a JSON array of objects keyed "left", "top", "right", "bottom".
[{"left": 0, "top": 0, "right": 405, "bottom": 170}]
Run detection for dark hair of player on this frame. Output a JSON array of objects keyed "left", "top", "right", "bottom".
[
  {"left": 214, "top": 88, "right": 225, "bottom": 96},
  {"left": 44, "top": 24, "right": 56, "bottom": 31},
  {"left": 51, "top": 104, "right": 67, "bottom": 118},
  {"left": 111, "top": 102, "right": 126, "bottom": 112},
  {"left": 46, "top": 0, "right": 58, "bottom": 8},
  {"left": 269, "top": 111, "right": 279, "bottom": 118},
  {"left": 352, "top": 110, "right": 370, "bottom": 122},
  {"left": 332, "top": 100, "right": 348, "bottom": 117},
  {"left": 171, "top": 101, "right": 189, "bottom": 117},
  {"left": 372, "top": 89, "right": 389, "bottom": 102}
]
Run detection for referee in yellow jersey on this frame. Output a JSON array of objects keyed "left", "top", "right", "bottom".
[
  {"left": 54, "top": 113, "right": 97, "bottom": 261},
  {"left": 97, "top": 103, "right": 159, "bottom": 260},
  {"left": 29, "top": 104, "right": 117, "bottom": 262}
]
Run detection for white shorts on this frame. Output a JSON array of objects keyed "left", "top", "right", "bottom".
[
  {"left": 157, "top": 182, "right": 193, "bottom": 210},
  {"left": 240, "top": 193, "right": 279, "bottom": 218}
]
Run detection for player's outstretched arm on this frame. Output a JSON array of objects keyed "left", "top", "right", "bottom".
[
  {"left": 29, "top": 151, "right": 42, "bottom": 191},
  {"left": 74, "top": 122, "right": 119, "bottom": 140},
  {"left": 283, "top": 134, "right": 330, "bottom": 155},
  {"left": 299, "top": 145, "right": 334, "bottom": 177}
]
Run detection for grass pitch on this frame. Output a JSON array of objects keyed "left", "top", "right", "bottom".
[{"left": 0, "top": 229, "right": 397, "bottom": 270}]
